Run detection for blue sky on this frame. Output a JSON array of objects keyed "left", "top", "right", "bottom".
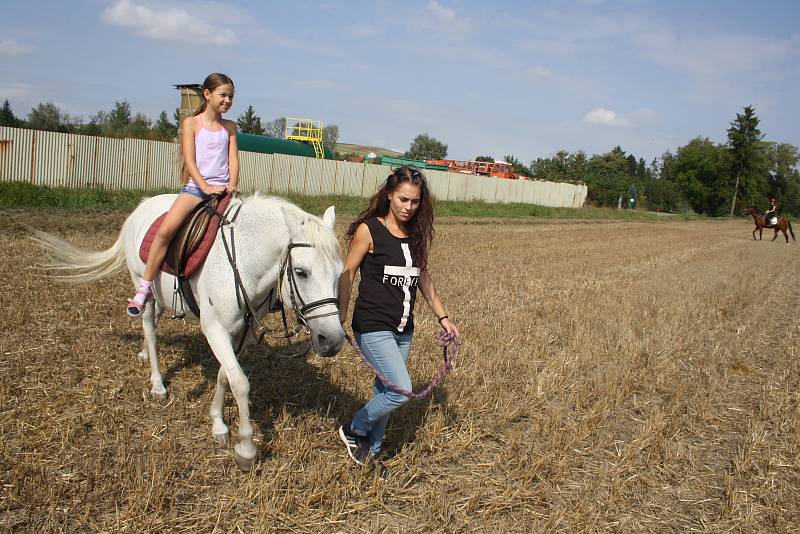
[{"left": 2, "top": 0, "right": 798, "bottom": 164}]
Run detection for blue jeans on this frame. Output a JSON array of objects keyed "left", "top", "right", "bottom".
[
  {"left": 180, "top": 183, "right": 211, "bottom": 201},
  {"left": 351, "top": 330, "right": 413, "bottom": 455}
]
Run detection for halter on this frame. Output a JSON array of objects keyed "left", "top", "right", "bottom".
[
  {"left": 217, "top": 199, "right": 339, "bottom": 355},
  {"left": 279, "top": 242, "right": 340, "bottom": 326}
]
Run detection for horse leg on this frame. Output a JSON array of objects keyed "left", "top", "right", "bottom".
[
  {"left": 772, "top": 228, "right": 779, "bottom": 242},
  {"left": 752, "top": 226, "right": 757, "bottom": 240},
  {"left": 204, "top": 323, "right": 257, "bottom": 471},
  {"left": 141, "top": 301, "right": 167, "bottom": 400},
  {"left": 209, "top": 366, "right": 230, "bottom": 445}
]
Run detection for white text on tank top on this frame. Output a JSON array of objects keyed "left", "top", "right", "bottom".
[
  {"left": 193, "top": 117, "right": 229, "bottom": 187},
  {"left": 382, "top": 243, "right": 421, "bottom": 331}
]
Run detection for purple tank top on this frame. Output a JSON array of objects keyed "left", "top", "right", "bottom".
[{"left": 191, "top": 115, "right": 230, "bottom": 188}]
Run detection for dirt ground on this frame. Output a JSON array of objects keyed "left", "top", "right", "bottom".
[{"left": 1, "top": 209, "right": 799, "bottom": 532}]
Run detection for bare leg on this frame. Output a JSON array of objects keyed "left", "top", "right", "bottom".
[{"left": 142, "top": 194, "right": 204, "bottom": 281}]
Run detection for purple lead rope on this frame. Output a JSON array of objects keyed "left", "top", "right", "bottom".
[{"left": 345, "top": 330, "right": 461, "bottom": 400}]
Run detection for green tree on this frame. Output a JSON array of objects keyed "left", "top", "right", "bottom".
[
  {"left": 322, "top": 124, "right": 339, "bottom": 149},
  {"left": 582, "top": 147, "right": 633, "bottom": 206},
  {"left": 475, "top": 155, "right": 494, "bottom": 162},
  {"left": 727, "top": 106, "right": 766, "bottom": 215},
  {"left": 404, "top": 133, "right": 447, "bottom": 160},
  {"left": 27, "top": 102, "right": 68, "bottom": 132},
  {"left": 644, "top": 178, "right": 684, "bottom": 213},
  {"left": 153, "top": 111, "right": 177, "bottom": 141},
  {"left": 107, "top": 101, "right": 132, "bottom": 132},
  {"left": 0, "top": 99, "right": 20, "bottom": 127},
  {"left": 670, "top": 137, "right": 731, "bottom": 216},
  {"left": 237, "top": 105, "right": 264, "bottom": 135}
]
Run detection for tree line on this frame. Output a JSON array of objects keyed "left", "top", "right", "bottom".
[{"left": 0, "top": 99, "right": 341, "bottom": 148}]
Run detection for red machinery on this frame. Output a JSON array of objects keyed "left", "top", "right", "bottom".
[{"left": 424, "top": 159, "right": 519, "bottom": 179}]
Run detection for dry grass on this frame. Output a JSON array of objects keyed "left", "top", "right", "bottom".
[{"left": 1, "top": 210, "right": 799, "bottom": 532}]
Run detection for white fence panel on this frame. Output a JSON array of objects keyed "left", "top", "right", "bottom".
[
  {"left": 479, "top": 176, "right": 497, "bottom": 203},
  {"left": 361, "top": 165, "right": 387, "bottom": 198},
  {"left": 286, "top": 155, "right": 309, "bottom": 195},
  {"left": 271, "top": 154, "right": 293, "bottom": 194},
  {"left": 447, "top": 173, "right": 468, "bottom": 202},
  {"left": 33, "top": 130, "right": 70, "bottom": 187},
  {"left": 495, "top": 180, "right": 513, "bottom": 204},
  {"left": 334, "top": 161, "right": 363, "bottom": 197},
  {"left": 306, "top": 157, "right": 333, "bottom": 196},
  {"left": 0, "top": 127, "right": 33, "bottom": 182},
  {"left": 147, "top": 141, "right": 180, "bottom": 190},
  {"left": 239, "top": 151, "right": 273, "bottom": 193},
  {"left": 464, "top": 175, "right": 483, "bottom": 201},
  {"left": 425, "top": 169, "right": 450, "bottom": 201}
]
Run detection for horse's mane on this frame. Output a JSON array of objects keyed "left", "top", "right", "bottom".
[{"left": 241, "top": 193, "right": 341, "bottom": 267}]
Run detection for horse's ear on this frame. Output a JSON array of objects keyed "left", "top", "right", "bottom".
[
  {"left": 281, "top": 206, "right": 306, "bottom": 238},
  {"left": 322, "top": 206, "right": 336, "bottom": 231}
]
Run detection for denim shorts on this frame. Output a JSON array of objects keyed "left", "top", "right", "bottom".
[{"left": 180, "top": 183, "right": 211, "bottom": 201}]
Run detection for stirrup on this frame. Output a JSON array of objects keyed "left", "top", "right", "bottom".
[{"left": 126, "top": 289, "right": 153, "bottom": 317}]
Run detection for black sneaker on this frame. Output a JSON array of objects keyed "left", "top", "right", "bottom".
[{"left": 338, "top": 422, "right": 371, "bottom": 465}]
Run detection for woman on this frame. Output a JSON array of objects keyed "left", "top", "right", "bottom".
[{"left": 337, "top": 166, "right": 459, "bottom": 467}]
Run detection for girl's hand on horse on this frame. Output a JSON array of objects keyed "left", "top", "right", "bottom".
[
  {"left": 225, "top": 183, "right": 239, "bottom": 195},
  {"left": 203, "top": 184, "right": 226, "bottom": 195}
]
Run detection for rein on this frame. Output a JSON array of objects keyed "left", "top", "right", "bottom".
[{"left": 345, "top": 330, "right": 461, "bottom": 400}]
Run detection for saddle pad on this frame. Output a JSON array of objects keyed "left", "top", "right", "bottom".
[{"left": 139, "top": 194, "right": 232, "bottom": 278}]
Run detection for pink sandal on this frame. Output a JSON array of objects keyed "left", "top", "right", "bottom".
[{"left": 126, "top": 289, "right": 152, "bottom": 317}]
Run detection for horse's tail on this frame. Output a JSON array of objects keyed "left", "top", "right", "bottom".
[{"left": 30, "top": 219, "right": 129, "bottom": 283}]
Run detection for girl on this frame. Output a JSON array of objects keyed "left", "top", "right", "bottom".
[
  {"left": 337, "top": 166, "right": 460, "bottom": 466},
  {"left": 127, "top": 73, "right": 239, "bottom": 316}
]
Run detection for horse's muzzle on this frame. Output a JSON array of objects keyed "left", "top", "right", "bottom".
[{"left": 313, "top": 331, "right": 346, "bottom": 357}]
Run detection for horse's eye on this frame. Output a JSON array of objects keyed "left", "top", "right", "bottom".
[{"left": 293, "top": 268, "right": 307, "bottom": 279}]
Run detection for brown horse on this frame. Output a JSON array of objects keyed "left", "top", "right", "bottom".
[{"left": 744, "top": 207, "right": 795, "bottom": 243}]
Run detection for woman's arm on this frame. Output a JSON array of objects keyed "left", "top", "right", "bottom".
[
  {"left": 338, "top": 223, "right": 372, "bottom": 326},
  {"left": 419, "top": 270, "right": 459, "bottom": 338},
  {"left": 225, "top": 120, "right": 239, "bottom": 192}
]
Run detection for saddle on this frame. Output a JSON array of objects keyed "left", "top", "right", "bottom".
[{"left": 139, "top": 193, "right": 233, "bottom": 317}]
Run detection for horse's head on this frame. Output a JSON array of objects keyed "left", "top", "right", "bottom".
[
  {"left": 744, "top": 207, "right": 756, "bottom": 216},
  {"left": 280, "top": 205, "right": 345, "bottom": 357}
]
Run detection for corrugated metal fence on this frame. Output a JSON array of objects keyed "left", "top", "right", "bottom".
[{"left": 0, "top": 127, "right": 587, "bottom": 208}]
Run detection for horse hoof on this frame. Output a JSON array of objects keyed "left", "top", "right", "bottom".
[
  {"left": 150, "top": 389, "right": 168, "bottom": 401},
  {"left": 234, "top": 444, "right": 256, "bottom": 472},
  {"left": 234, "top": 451, "right": 255, "bottom": 472},
  {"left": 213, "top": 432, "right": 229, "bottom": 446},
  {"left": 137, "top": 350, "right": 148, "bottom": 364}
]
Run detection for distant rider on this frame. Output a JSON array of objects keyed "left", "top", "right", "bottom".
[{"left": 765, "top": 197, "right": 778, "bottom": 227}]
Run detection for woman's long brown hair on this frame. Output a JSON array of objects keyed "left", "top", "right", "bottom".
[
  {"left": 346, "top": 166, "right": 435, "bottom": 270},
  {"left": 180, "top": 73, "right": 235, "bottom": 184}
]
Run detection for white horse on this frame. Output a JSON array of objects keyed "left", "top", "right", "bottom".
[{"left": 33, "top": 193, "right": 346, "bottom": 470}]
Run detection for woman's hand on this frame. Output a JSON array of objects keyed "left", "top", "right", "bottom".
[
  {"left": 225, "top": 183, "right": 239, "bottom": 195},
  {"left": 439, "top": 317, "right": 460, "bottom": 340}
]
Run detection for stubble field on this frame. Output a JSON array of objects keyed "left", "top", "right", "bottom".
[{"left": 1, "top": 209, "right": 799, "bottom": 532}]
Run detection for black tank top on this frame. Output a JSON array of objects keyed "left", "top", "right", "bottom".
[{"left": 352, "top": 218, "right": 420, "bottom": 334}]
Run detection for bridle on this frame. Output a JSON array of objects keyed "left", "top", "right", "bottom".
[
  {"left": 279, "top": 242, "right": 340, "bottom": 327},
  {"left": 217, "top": 199, "right": 339, "bottom": 355}
]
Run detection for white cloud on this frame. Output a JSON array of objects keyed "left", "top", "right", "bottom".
[
  {"left": 102, "top": 0, "right": 237, "bottom": 45},
  {"left": 583, "top": 108, "right": 634, "bottom": 128},
  {"left": 0, "top": 37, "right": 34, "bottom": 57},
  {"left": 421, "top": 1, "right": 471, "bottom": 34},
  {"left": 528, "top": 66, "right": 552, "bottom": 78}
]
